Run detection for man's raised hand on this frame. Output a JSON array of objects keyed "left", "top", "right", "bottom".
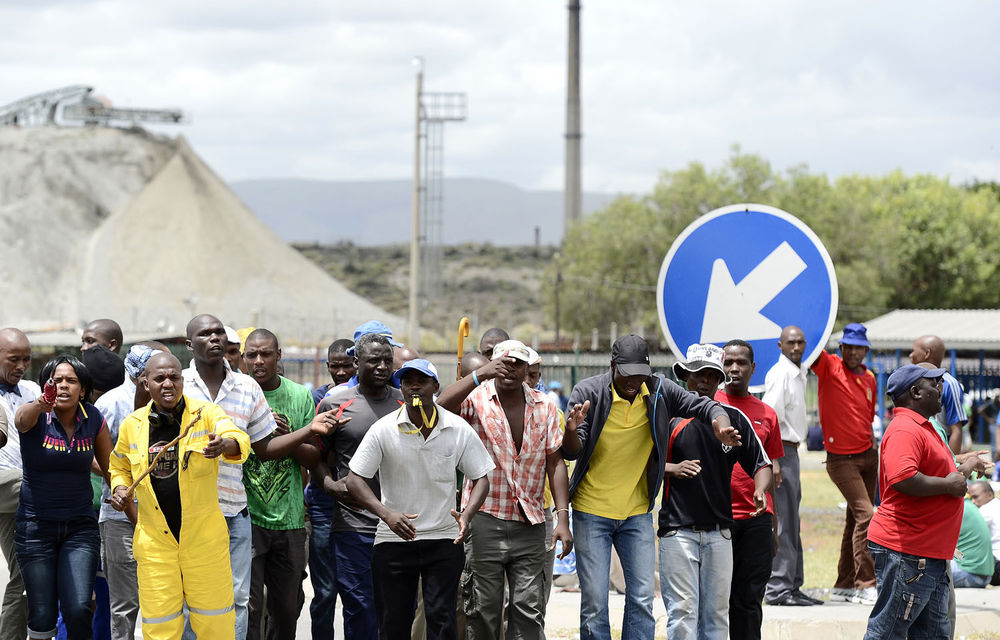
[
  {"left": 308, "top": 410, "right": 351, "bottom": 436},
  {"left": 565, "top": 401, "right": 591, "bottom": 433},
  {"left": 712, "top": 414, "right": 741, "bottom": 447}
]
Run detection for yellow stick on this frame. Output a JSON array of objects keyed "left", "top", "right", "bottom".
[{"left": 456, "top": 316, "right": 470, "bottom": 380}]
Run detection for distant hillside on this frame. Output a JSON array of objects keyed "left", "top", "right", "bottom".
[
  {"left": 232, "top": 177, "right": 617, "bottom": 245},
  {"left": 296, "top": 242, "right": 554, "bottom": 344}
]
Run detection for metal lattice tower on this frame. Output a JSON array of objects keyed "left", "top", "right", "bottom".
[
  {"left": 408, "top": 60, "right": 466, "bottom": 348},
  {"left": 419, "top": 92, "right": 466, "bottom": 300}
]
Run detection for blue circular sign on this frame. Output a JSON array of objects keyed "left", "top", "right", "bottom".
[{"left": 657, "top": 204, "right": 838, "bottom": 388}]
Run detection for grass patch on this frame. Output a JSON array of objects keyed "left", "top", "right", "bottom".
[{"left": 799, "top": 451, "right": 847, "bottom": 590}]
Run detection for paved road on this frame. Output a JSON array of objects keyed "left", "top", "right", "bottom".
[{"left": 1, "top": 544, "right": 998, "bottom": 639}]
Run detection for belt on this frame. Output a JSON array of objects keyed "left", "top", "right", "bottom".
[
  {"left": 782, "top": 440, "right": 800, "bottom": 446},
  {"left": 689, "top": 523, "right": 725, "bottom": 532},
  {"left": 664, "top": 523, "right": 726, "bottom": 533}
]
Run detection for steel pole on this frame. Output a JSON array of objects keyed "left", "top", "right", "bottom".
[{"left": 408, "top": 64, "right": 423, "bottom": 348}]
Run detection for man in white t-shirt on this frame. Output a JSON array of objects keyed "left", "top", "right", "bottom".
[{"left": 347, "top": 359, "right": 494, "bottom": 640}]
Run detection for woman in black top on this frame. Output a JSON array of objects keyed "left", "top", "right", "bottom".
[{"left": 13, "top": 355, "right": 112, "bottom": 640}]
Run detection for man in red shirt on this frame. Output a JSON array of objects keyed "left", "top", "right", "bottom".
[
  {"left": 716, "top": 340, "right": 788, "bottom": 640},
  {"left": 864, "top": 364, "right": 977, "bottom": 639},
  {"left": 811, "top": 322, "right": 878, "bottom": 604}
]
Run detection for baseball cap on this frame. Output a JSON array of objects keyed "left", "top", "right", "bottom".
[
  {"left": 672, "top": 343, "right": 731, "bottom": 384},
  {"left": 886, "top": 364, "right": 945, "bottom": 400},
  {"left": 491, "top": 340, "right": 533, "bottom": 363},
  {"left": 611, "top": 335, "right": 652, "bottom": 377},
  {"left": 526, "top": 347, "right": 541, "bottom": 366},
  {"left": 548, "top": 380, "right": 563, "bottom": 390},
  {"left": 82, "top": 345, "right": 125, "bottom": 393},
  {"left": 224, "top": 325, "right": 241, "bottom": 345},
  {"left": 352, "top": 321, "right": 403, "bottom": 348},
  {"left": 391, "top": 359, "right": 439, "bottom": 387},
  {"left": 840, "top": 323, "right": 871, "bottom": 347}
]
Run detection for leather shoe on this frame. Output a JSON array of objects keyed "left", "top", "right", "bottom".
[
  {"left": 794, "top": 589, "right": 824, "bottom": 605},
  {"left": 765, "top": 592, "right": 814, "bottom": 606}
]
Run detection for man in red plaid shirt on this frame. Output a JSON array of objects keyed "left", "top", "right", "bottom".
[{"left": 438, "top": 339, "right": 573, "bottom": 640}]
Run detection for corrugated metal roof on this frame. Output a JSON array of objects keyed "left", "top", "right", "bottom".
[{"left": 827, "top": 309, "right": 1000, "bottom": 350}]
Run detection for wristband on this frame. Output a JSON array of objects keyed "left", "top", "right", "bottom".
[{"left": 472, "top": 371, "right": 481, "bottom": 386}]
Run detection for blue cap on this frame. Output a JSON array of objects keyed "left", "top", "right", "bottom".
[
  {"left": 548, "top": 380, "right": 562, "bottom": 390},
  {"left": 390, "top": 359, "right": 439, "bottom": 387},
  {"left": 886, "top": 364, "right": 946, "bottom": 400},
  {"left": 839, "top": 323, "right": 871, "bottom": 347},
  {"left": 347, "top": 321, "right": 403, "bottom": 355}
]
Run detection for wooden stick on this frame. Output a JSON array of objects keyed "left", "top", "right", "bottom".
[{"left": 123, "top": 407, "right": 203, "bottom": 498}]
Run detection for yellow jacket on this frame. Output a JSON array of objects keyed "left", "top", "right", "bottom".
[{"left": 109, "top": 396, "right": 251, "bottom": 545}]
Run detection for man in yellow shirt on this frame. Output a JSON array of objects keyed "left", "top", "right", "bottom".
[{"left": 562, "top": 335, "right": 739, "bottom": 640}]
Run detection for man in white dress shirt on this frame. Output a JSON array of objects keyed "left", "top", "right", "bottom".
[
  {"left": 0, "top": 328, "right": 40, "bottom": 638},
  {"left": 762, "top": 326, "right": 822, "bottom": 606}
]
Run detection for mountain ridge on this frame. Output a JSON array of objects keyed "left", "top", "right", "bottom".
[{"left": 230, "top": 176, "right": 618, "bottom": 245}]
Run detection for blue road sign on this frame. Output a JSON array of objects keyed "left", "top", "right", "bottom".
[{"left": 657, "top": 204, "right": 838, "bottom": 388}]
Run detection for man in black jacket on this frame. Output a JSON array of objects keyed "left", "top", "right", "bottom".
[{"left": 561, "top": 335, "right": 740, "bottom": 640}]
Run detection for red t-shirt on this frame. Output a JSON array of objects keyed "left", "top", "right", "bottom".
[
  {"left": 810, "top": 350, "right": 877, "bottom": 454},
  {"left": 715, "top": 391, "right": 783, "bottom": 520},
  {"left": 867, "top": 407, "right": 963, "bottom": 559}
]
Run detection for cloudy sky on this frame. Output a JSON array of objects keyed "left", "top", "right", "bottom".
[{"left": 2, "top": 1, "right": 998, "bottom": 195}]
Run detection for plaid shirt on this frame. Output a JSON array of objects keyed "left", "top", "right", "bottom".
[
  {"left": 183, "top": 363, "right": 277, "bottom": 516},
  {"left": 460, "top": 379, "right": 562, "bottom": 524}
]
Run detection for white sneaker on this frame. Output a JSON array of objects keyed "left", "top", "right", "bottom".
[
  {"left": 829, "top": 587, "right": 855, "bottom": 602},
  {"left": 853, "top": 587, "right": 877, "bottom": 605}
]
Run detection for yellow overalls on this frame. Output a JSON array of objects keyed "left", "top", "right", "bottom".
[{"left": 109, "top": 397, "right": 250, "bottom": 640}]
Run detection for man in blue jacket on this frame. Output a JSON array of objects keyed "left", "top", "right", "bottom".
[{"left": 561, "top": 335, "right": 740, "bottom": 640}]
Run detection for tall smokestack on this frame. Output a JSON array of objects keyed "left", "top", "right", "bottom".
[{"left": 564, "top": 0, "right": 582, "bottom": 232}]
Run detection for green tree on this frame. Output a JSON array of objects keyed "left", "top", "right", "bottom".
[{"left": 547, "top": 150, "right": 1000, "bottom": 341}]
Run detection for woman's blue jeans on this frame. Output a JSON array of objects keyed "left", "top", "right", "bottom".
[{"left": 15, "top": 518, "right": 100, "bottom": 640}]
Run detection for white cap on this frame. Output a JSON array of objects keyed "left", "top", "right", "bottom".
[{"left": 224, "top": 325, "right": 241, "bottom": 345}]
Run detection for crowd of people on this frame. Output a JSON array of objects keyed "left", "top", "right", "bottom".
[{"left": 0, "top": 314, "right": 997, "bottom": 640}]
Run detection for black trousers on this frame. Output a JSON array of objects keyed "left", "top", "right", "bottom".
[
  {"left": 729, "top": 513, "right": 774, "bottom": 640},
  {"left": 371, "top": 539, "right": 465, "bottom": 640}
]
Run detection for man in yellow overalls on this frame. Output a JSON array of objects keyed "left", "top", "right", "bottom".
[{"left": 109, "top": 352, "right": 251, "bottom": 640}]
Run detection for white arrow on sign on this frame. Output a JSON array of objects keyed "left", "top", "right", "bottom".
[{"left": 699, "top": 241, "right": 807, "bottom": 343}]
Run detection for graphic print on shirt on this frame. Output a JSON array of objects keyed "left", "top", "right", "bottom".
[
  {"left": 243, "top": 455, "right": 297, "bottom": 506},
  {"left": 42, "top": 434, "right": 96, "bottom": 452},
  {"left": 148, "top": 440, "right": 179, "bottom": 479}
]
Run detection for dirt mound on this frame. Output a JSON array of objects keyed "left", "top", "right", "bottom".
[{"left": 0, "top": 127, "right": 401, "bottom": 344}]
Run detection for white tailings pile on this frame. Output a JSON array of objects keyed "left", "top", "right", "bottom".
[{"left": 0, "top": 126, "right": 402, "bottom": 344}]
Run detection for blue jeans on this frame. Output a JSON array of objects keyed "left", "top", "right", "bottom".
[
  {"left": 14, "top": 518, "right": 100, "bottom": 640},
  {"left": 864, "top": 542, "right": 951, "bottom": 640},
  {"left": 307, "top": 504, "right": 338, "bottom": 640},
  {"left": 949, "top": 561, "right": 990, "bottom": 589},
  {"left": 55, "top": 557, "right": 111, "bottom": 640},
  {"left": 333, "top": 531, "right": 376, "bottom": 640},
  {"left": 658, "top": 527, "right": 733, "bottom": 640},
  {"left": 182, "top": 509, "right": 252, "bottom": 640},
  {"left": 572, "top": 511, "right": 655, "bottom": 640}
]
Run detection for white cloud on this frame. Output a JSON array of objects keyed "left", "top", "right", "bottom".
[{"left": 1, "top": 0, "right": 998, "bottom": 193}]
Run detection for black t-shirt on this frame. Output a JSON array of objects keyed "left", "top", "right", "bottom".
[
  {"left": 657, "top": 406, "right": 768, "bottom": 535},
  {"left": 148, "top": 404, "right": 183, "bottom": 541}
]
